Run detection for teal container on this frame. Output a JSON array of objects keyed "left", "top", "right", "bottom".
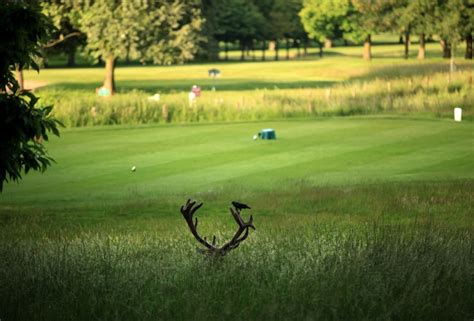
[{"left": 260, "top": 128, "right": 276, "bottom": 140}]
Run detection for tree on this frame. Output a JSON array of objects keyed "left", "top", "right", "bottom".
[
  {"left": 213, "top": 0, "right": 263, "bottom": 61},
  {"left": 42, "top": 1, "right": 86, "bottom": 67},
  {"left": 252, "top": 0, "right": 275, "bottom": 61},
  {"left": 346, "top": 0, "right": 392, "bottom": 60},
  {"left": 266, "top": 3, "right": 284, "bottom": 60},
  {"left": 199, "top": 0, "right": 220, "bottom": 60},
  {"left": 389, "top": 0, "right": 450, "bottom": 60},
  {"left": 138, "top": 1, "right": 203, "bottom": 64},
  {"left": 435, "top": 0, "right": 471, "bottom": 69},
  {"left": 77, "top": 0, "right": 202, "bottom": 94},
  {"left": 206, "top": 0, "right": 237, "bottom": 61},
  {"left": 389, "top": 0, "right": 414, "bottom": 59},
  {"left": 268, "top": 0, "right": 293, "bottom": 60},
  {"left": 278, "top": 0, "right": 306, "bottom": 60},
  {"left": 404, "top": 0, "right": 438, "bottom": 60},
  {"left": 458, "top": 0, "right": 473, "bottom": 59},
  {"left": 78, "top": 0, "right": 139, "bottom": 93},
  {"left": 300, "top": 0, "right": 350, "bottom": 57},
  {"left": 0, "top": 1, "right": 62, "bottom": 191}
]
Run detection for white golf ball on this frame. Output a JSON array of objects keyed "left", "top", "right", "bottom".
[
  {"left": 253, "top": 135, "right": 258, "bottom": 140},
  {"left": 131, "top": 166, "right": 136, "bottom": 172}
]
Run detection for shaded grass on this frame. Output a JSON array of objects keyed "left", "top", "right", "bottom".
[
  {"left": 1, "top": 179, "right": 472, "bottom": 238},
  {"left": 0, "top": 223, "right": 472, "bottom": 321}
]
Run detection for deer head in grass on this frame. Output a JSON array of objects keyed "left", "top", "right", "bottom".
[{"left": 180, "top": 199, "right": 255, "bottom": 256}]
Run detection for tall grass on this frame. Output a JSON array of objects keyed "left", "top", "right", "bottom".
[
  {"left": 0, "top": 223, "right": 472, "bottom": 321},
  {"left": 37, "top": 68, "right": 473, "bottom": 127}
]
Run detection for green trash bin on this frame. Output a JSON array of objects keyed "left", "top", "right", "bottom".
[{"left": 260, "top": 128, "right": 276, "bottom": 140}]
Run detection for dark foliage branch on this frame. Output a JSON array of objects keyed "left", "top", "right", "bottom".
[
  {"left": 42, "top": 31, "right": 83, "bottom": 49},
  {"left": 0, "top": 1, "right": 62, "bottom": 191}
]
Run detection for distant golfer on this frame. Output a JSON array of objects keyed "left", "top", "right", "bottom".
[{"left": 232, "top": 201, "right": 251, "bottom": 211}]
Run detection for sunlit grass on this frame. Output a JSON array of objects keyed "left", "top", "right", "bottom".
[
  {"left": 27, "top": 62, "right": 473, "bottom": 126},
  {"left": 23, "top": 43, "right": 473, "bottom": 127},
  {"left": 2, "top": 118, "right": 472, "bottom": 206}
]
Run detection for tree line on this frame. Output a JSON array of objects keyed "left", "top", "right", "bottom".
[
  {"left": 300, "top": 0, "right": 473, "bottom": 61},
  {"left": 202, "top": 0, "right": 473, "bottom": 63},
  {"left": 31, "top": 0, "right": 474, "bottom": 94}
]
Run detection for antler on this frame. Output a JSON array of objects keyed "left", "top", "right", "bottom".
[
  {"left": 220, "top": 207, "right": 255, "bottom": 252},
  {"left": 180, "top": 199, "right": 255, "bottom": 256},
  {"left": 180, "top": 199, "right": 216, "bottom": 251}
]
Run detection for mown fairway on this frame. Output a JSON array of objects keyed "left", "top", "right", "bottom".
[
  {"left": 2, "top": 117, "right": 473, "bottom": 227},
  {"left": 1, "top": 44, "right": 473, "bottom": 320}
]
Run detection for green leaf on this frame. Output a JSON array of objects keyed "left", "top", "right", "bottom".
[
  {"left": 30, "top": 60, "right": 40, "bottom": 72},
  {"left": 51, "top": 125, "right": 60, "bottom": 137},
  {"left": 43, "top": 105, "right": 53, "bottom": 115},
  {"left": 22, "top": 91, "right": 36, "bottom": 101}
]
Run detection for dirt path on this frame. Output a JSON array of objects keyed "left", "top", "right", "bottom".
[{"left": 24, "top": 80, "right": 48, "bottom": 91}]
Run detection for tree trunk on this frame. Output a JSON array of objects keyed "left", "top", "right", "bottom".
[
  {"left": 262, "top": 39, "right": 266, "bottom": 61},
  {"left": 225, "top": 42, "right": 229, "bottom": 61},
  {"left": 296, "top": 40, "right": 301, "bottom": 57},
  {"left": 205, "top": 37, "right": 219, "bottom": 61},
  {"left": 324, "top": 39, "right": 332, "bottom": 48},
  {"left": 103, "top": 55, "right": 115, "bottom": 95},
  {"left": 43, "top": 55, "right": 49, "bottom": 68},
  {"left": 450, "top": 47, "right": 455, "bottom": 73},
  {"left": 15, "top": 65, "right": 24, "bottom": 92},
  {"left": 268, "top": 40, "right": 275, "bottom": 50},
  {"left": 67, "top": 48, "right": 76, "bottom": 67},
  {"left": 286, "top": 38, "right": 290, "bottom": 60},
  {"left": 274, "top": 39, "right": 279, "bottom": 61},
  {"left": 404, "top": 31, "right": 410, "bottom": 59},
  {"left": 466, "top": 33, "right": 473, "bottom": 59},
  {"left": 240, "top": 40, "right": 245, "bottom": 61},
  {"left": 214, "top": 39, "right": 219, "bottom": 61},
  {"left": 125, "top": 45, "right": 131, "bottom": 64},
  {"left": 441, "top": 39, "right": 451, "bottom": 58},
  {"left": 251, "top": 40, "right": 255, "bottom": 61},
  {"left": 417, "top": 33, "right": 425, "bottom": 60},
  {"left": 303, "top": 38, "right": 308, "bottom": 56},
  {"left": 363, "top": 34, "right": 372, "bottom": 60}
]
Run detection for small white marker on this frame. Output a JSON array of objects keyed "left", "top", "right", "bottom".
[
  {"left": 131, "top": 166, "right": 136, "bottom": 172},
  {"left": 454, "top": 107, "right": 462, "bottom": 122}
]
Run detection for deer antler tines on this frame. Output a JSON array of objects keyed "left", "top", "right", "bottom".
[{"left": 180, "top": 199, "right": 255, "bottom": 256}]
